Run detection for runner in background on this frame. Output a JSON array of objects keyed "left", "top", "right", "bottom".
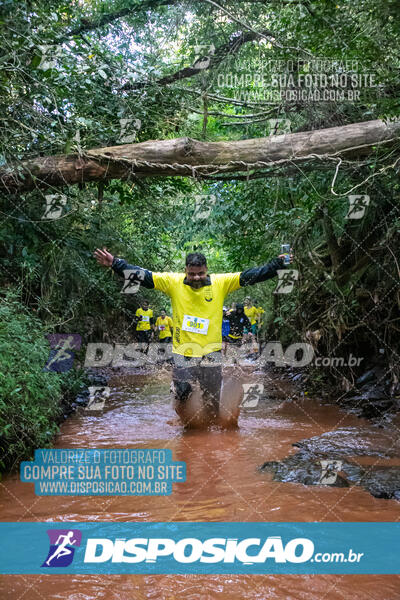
[
  {"left": 135, "top": 300, "right": 154, "bottom": 353},
  {"left": 155, "top": 309, "right": 173, "bottom": 354},
  {"left": 227, "top": 301, "right": 236, "bottom": 316},
  {"left": 226, "top": 303, "right": 251, "bottom": 363},
  {"left": 254, "top": 299, "right": 265, "bottom": 330},
  {"left": 244, "top": 296, "right": 258, "bottom": 354},
  {"left": 221, "top": 306, "right": 230, "bottom": 356},
  {"left": 254, "top": 299, "right": 265, "bottom": 346}
]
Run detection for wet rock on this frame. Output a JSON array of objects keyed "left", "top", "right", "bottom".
[
  {"left": 292, "top": 427, "right": 400, "bottom": 458},
  {"left": 75, "top": 396, "right": 88, "bottom": 406},
  {"left": 260, "top": 427, "right": 400, "bottom": 499},
  {"left": 353, "top": 383, "right": 387, "bottom": 401},
  {"left": 356, "top": 369, "right": 377, "bottom": 386},
  {"left": 342, "top": 464, "right": 400, "bottom": 499},
  {"left": 259, "top": 454, "right": 349, "bottom": 487},
  {"left": 88, "top": 374, "right": 108, "bottom": 386}
]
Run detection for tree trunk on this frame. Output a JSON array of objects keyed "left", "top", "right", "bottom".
[{"left": 1, "top": 119, "right": 399, "bottom": 193}]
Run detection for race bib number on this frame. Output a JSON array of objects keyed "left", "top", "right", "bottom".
[
  {"left": 141, "top": 315, "right": 150, "bottom": 322},
  {"left": 159, "top": 325, "right": 165, "bottom": 331},
  {"left": 182, "top": 314, "right": 209, "bottom": 335}
]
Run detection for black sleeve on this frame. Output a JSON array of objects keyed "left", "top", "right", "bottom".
[
  {"left": 111, "top": 257, "right": 155, "bottom": 289},
  {"left": 150, "top": 317, "right": 156, "bottom": 326},
  {"left": 239, "top": 257, "right": 284, "bottom": 287}
]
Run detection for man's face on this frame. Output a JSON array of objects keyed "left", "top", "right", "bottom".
[
  {"left": 142, "top": 302, "right": 149, "bottom": 310},
  {"left": 185, "top": 264, "right": 208, "bottom": 289},
  {"left": 161, "top": 310, "right": 166, "bottom": 318},
  {"left": 245, "top": 298, "right": 251, "bottom": 306}
]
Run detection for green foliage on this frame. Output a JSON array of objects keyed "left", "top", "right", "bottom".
[{"left": 0, "top": 287, "right": 85, "bottom": 472}]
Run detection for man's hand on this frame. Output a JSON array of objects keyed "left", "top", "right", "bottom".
[
  {"left": 278, "top": 252, "right": 293, "bottom": 264},
  {"left": 94, "top": 247, "right": 114, "bottom": 267}
]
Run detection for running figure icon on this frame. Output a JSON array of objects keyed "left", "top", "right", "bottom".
[
  {"left": 42, "top": 529, "right": 82, "bottom": 568},
  {"left": 46, "top": 531, "right": 77, "bottom": 565}
]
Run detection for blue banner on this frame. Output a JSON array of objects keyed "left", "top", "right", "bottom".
[{"left": 0, "top": 522, "right": 398, "bottom": 574}]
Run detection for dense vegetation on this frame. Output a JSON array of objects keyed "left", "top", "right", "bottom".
[{"left": 0, "top": 0, "right": 399, "bottom": 467}]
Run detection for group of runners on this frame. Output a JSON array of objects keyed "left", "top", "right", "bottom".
[
  {"left": 133, "top": 301, "right": 173, "bottom": 346},
  {"left": 134, "top": 296, "right": 265, "bottom": 357},
  {"left": 222, "top": 298, "right": 265, "bottom": 356}
]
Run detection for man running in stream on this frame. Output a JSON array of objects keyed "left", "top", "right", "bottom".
[{"left": 94, "top": 247, "right": 292, "bottom": 422}]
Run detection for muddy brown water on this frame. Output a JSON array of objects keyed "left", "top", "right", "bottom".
[{"left": 1, "top": 367, "right": 399, "bottom": 599}]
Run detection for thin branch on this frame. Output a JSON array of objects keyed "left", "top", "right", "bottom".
[
  {"left": 55, "top": 0, "right": 172, "bottom": 43},
  {"left": 203, "top": 0, "right": 314, "bottom": 57},
  {"left": 122, "top": 28, "right": 275, "bottom": 90},
  {"left": 174, "top": 87, "right": 276, "bottom": 107},
  {"left": 188, "top": 107, "right": 275, "bottom": 118}
]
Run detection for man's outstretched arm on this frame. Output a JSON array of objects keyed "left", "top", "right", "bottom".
[
  {"left": 239, "top": 255, "right": 291, "bottom": 287},
  {"left": 94, "top": 248, "right": 155, "bottom": 289}
]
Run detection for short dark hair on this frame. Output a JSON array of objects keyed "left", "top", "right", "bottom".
[{"left": 185, "top": 252, "right": 207, "bottom": 267}]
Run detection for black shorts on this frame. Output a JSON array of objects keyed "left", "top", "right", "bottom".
[
  {"left": 137, "top": 330, "right": 151, "bottom": 343},
  {"left": 171, "top": 351, "right": 222, "bottom": 416},
  {"left": 159, "top": 336, "right": 172, "bottom": 344}
]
